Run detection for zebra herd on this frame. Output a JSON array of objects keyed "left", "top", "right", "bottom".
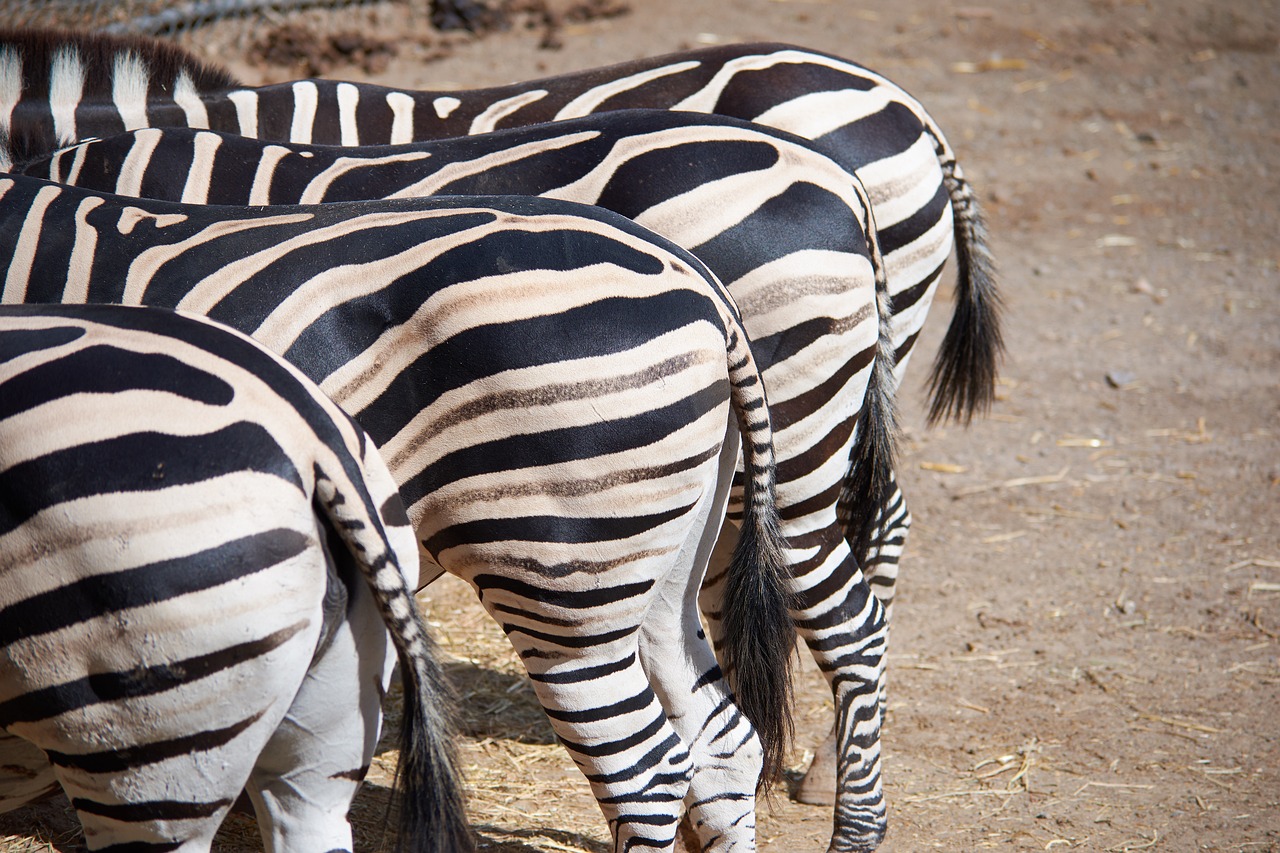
[{"left": 0, "top": 24, "right": 1002, "bottom": 853}]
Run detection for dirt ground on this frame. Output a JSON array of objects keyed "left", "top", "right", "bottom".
[{"left": 2, "top": 0, "right": 1277, "bottom": 850}]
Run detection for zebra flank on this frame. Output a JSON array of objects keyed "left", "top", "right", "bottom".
[
  {"left": 0, "top": 174, "right": 794, "bottom": 851},
  {"left": 0, "top": 303, "right": 469, "bottom": 853}
]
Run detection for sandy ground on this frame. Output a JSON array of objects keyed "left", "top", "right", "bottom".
[{"left": 2, "top": 0, "right": 1277, "bottom": 850}]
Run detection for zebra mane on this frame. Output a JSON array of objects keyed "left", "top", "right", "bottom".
[{"left": 0, "top": 27, "right": 240, "bottom": 97}]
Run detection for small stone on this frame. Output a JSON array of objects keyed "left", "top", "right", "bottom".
[{"left": 1107, "top": 370, "right": 1137, "bottom": 388}]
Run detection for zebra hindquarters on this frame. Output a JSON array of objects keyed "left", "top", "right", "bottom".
[
  {"left": 413, "top": 307, "right": 745, "bottom": 851},
  {"left": 0, "top": 473, "right": 330, "bottom": 853}
]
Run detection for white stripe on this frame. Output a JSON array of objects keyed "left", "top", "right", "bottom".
[
  {"left": 180, "top": 132, "right": 223, "bottom": 204},
  {"left": 386, "top": 92, "right": 414, "bottom": 144},
  {"left": 3, "top": 184, "right": 61, "bottom": 304},
  {"left": 63, "top": 140, "right": 88, "bottom": 185},
  {"left": 49, "top": 48, "right": 85, "bottom": 146},
  {"left": 0, "top": 47, "right": 20, "bottom": 141},
  {"left": 116, "top": 207, "right": 187, "bottom": 236},
  {"left": 63, "top": 196, "right": 106, "bottom": 303},
  {"left": 111, "top": 52, "right": 150, "bottom": 131},
  {"left": 337, "top": 82, "right": 360, "bottom": 146},
  {"left": 301, "top": 151, "right": 431, "bottom": 204},
  {"left": 115, "top": 127, "right": 163, "bottom": 197},
  {"left": 125, "top": 212, "right": 312, "bottom": 305},
  {"left": 290, "top": 81, "right": 318, "bottom": 144},
  {"left": 554, "top": 61, "right": 701, "bottom": 120},
  {"left": 751, "top": 87, "right": 897, "bottom": 145},
  {"left": 467, "top": 89, "right": 548, "bottom": 135},
  {"left": 248, "top": 145, "right": 293, "bottom": 206},
  {"left": 385, "top": 131, "right": 595, "bottom": 200},
  {"left": 174, "top": 70, "right": 210, "bottom": 129},
  {"left": 432, "top": 96, "right": 461, "bottom": 119},
  {"left": 228, "top": 90, "right": 259, "bottom": 137}
]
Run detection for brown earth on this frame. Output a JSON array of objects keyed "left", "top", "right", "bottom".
[{"left": 2, "top": 0, "right": 1277, "bottom": 850}]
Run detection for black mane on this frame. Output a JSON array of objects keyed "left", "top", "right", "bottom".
[{"left": 0, "top": 27, "right": 239, "bottom": 98}]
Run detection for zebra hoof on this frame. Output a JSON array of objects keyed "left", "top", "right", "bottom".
[{"left": 793, "top": 731, "right": 838, "bottom": 806}]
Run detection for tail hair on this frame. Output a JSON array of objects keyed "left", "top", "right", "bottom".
[
  {"left": 839, "top": 184, "right": 901, "bottom": 572},
  {"left": 925, "top": 151, "right": 1005, "bottom": 426},
  {"left": 317, "top": 448, "right": 474, "bottom": 853},
  {"left": 718, "top": 322, "right": 796, "bottom": 791}
]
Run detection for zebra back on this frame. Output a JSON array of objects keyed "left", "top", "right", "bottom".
[{"left": 0, "top": 28, "right": 1000, "bottom": 425}]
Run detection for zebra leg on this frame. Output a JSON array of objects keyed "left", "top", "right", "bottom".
[
  {"left": 639, "top": 422, "right": 764, "bottom": 851},
  {"left": 0, "top": 729, "right": 59, "bottom": 813},
  {"left": 701, "top": 523, "right": 888, "bottom": 851},
  {"left": 246, "top": 542, "right": 398, "bottom": 852},
  {"left": 462, "top": 420, "right": 738, "bottom": 852},
  {"left": 797, "top": 476, "right": 912, "bottom": 806}
]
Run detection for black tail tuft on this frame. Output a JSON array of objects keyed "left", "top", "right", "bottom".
[
  {"left": 393, "top": 626, "right": 475, "bottom": 853},
  {"left": 925, "top": 164, "right": 1004, "bottom": 426},
  {"left": 720, "top": 494, "right": 795, "bottom": 791}
]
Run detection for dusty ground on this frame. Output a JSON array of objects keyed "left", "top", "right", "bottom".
[{"left": 2, "top": 0, "right": 1277, "bottom": 850}]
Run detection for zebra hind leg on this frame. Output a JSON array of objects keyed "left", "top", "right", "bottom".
[
  {"left": 640, "top": 421, "right": 765, "bottom": 851},
  {"left": 246, "top": 537, "right": 399, "bottom": 853},
  {"left": 795, "top": 479, "right": 911, "bottom": 814}
]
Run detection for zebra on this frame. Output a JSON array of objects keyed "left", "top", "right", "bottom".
[
  {"left": 0, "top": 25, "right": 1000, "bottom": 667},
  {"left": 22, "top": 110, "right": 903, "bottom": 846},
  {"left": 0, "top": 301, "right": 470, "bottom": 853},
  {"left": 0, "top": 29, "right": 1000, "bottom": 422},
  {"left": 0, "top": 173, "right": 797, "bottom": 853}
]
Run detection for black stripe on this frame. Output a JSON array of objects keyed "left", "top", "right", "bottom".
[
  {"left": 0, "top": 323, "right": 83, "bottom": 364},
  {"left": 0, "top": 423, "right": 301, "bottom": 538},
  {"left": 472, "top": 574, "right": 654, "bottom": 610},
  {"left": 544, "top": 687, "right": 652, "bottom": 724},
  {"left": 72, "top": 796, "right": 232, "bottom": 822},
  {"left": 0, "top": 529, "right": 310, "bottom": 647},
  {"left": 285, "top": 232, "right": 672, "bottom": 401},
  {"left": 527, "top": 653, "right": 636, "bottom": 685},
  {"left": 597, "top": 139, "right": 781, "bottom": 217},
  {"left": 46, "top": 708, "right": 267, "bottom": 773},
  {"left": 690, "top": 181, "right": 866, "bottom": 286},
  {"left": 0, "top": 343, "right": 234, "bottom": 422},
  {"left": 401, "top": 377, "right": 727, "bottom": 512},
  {"left": 559, "top": 708, "right": 668, "bottom": 759},
  {"left": 876, "top": 179, "right": 949, "bottom": 258},
  {"left": 0, "top": 621, "right": 308, "bottom": 727},
  {"left": 423, "top": 503, "right": 693, "bottom": 557},
  {"left": 813, "top": 99, "right": 930, "bottom": 175}
]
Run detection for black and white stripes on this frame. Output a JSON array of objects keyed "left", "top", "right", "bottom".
[
  {"left": 0, "top": 302, "right": 469, "bottom": 853},
  {"left": 0, "top": 175, "right": 796, "bottom": 851}
]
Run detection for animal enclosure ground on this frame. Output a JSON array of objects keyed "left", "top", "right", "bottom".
[{"left": 2, "top": 0, "right": 1276, "bottom": 850}]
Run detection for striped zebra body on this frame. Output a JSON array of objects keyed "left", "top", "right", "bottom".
[
  {"left": 0, "top": 175, "right": 794, "bottom": 852},
  {"left": 0, "top": 33, "right": 1000, "bottom": 420},
  {"left": 0, "top": 302, "right": 468, "bottom": 853},
  {"left": 25, "top": 111, "right": 899, "bottom": 845}
]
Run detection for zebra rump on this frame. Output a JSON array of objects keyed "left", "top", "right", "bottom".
[
  {"left": 0, "top": 302, "right": 470, "bottom": 852},
  {"left": 0, "top": 174, "right": 794, "bottom": 850}
]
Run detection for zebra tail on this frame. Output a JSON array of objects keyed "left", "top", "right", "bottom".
[
  {"left": 316, "top": 453, "right": 474, "bottom": 853},
  {"left": 718, "top": 320, "right": 796, "bottom": 792},
  {"left": 925, "top": 134, "right": 1005, "bottom": 426},
  {"left": 843, "top": 181, "right": 901, "bottom": 566}
]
